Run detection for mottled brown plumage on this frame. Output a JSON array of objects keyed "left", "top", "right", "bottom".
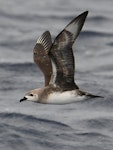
[
  {"left": 50, "top": 11, "right": 88, "bottom": 90},
  {"left": 20, "top": 11, "right": 103, "bottom": 104},
  {"left": 33, "top": 31, "right": 52, "bottom": 86}
]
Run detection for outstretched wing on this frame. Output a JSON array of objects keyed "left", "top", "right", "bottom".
[
  {"left": 50, "top": 11, "right": 88, "bottom": 90},
  {"left": 33, "top": 31, "right": 52, "bottom": 86}
]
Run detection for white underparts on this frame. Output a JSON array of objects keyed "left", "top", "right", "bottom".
[{"left": 47, "top": 90, "right": 86, "bottom": 104}]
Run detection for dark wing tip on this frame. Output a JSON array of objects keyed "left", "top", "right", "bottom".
[
  {"left": 82, "top": 11, "right": 89, "bottom": 16},
  {"left": 64, "top": 11, "right": 89, "bottom": 41}
]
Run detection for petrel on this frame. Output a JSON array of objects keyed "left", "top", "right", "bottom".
[{"left": 20, "top": 11, "right": 103, "bottom": 104}]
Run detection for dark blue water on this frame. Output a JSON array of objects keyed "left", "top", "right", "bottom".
[{"left": 0, "top": 0, "right": 113, "bottom": 149}]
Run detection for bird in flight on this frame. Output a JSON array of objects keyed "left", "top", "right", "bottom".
[{"left": 20, "top": 11, "right": 103, "bottom": 104}]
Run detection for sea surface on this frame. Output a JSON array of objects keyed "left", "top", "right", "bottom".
[{"left": 0, "top": 0, "right": 113, "bottom": 150}]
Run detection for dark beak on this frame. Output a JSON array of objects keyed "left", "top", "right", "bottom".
[{"left": 20, "top": 97, "right": 27, "bottom": 102}]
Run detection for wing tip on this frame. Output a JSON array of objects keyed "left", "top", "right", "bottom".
[
  {"left": 64, "top": 10, "right": 89, "bottom": 41},
  {"left": 36, "top": 31, "right": 51, "bottom": 43},
  {"left": 82, "top": 11, "right": 89, "bottom": 16},
  {"left": 35, "top": 30, "right": 52, "bottom": 54}
]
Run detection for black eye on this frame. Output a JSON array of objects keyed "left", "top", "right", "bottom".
[{"left": 30, "top": 94, "right": 33, "bottom": 96}]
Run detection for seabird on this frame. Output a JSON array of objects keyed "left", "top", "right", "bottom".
[{"left": 20, "top": 11, "right": 103, "bottom": 104}]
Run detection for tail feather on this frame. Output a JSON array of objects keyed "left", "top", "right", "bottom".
[
  {"left": 85, "top": 92, "right": 104, "bottom": 98},
  {"left": 77, "top": 90, "right": 104, "bottom": 98}
]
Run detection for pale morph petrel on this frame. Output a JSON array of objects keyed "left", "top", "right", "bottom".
[{"left": 20, "top": 11, "right": 103, "bottom": 104}]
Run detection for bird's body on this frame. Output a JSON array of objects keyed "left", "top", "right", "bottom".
[
  {"left": 20, "top": 11, "right": 103, "bottom": 104},
  {"left": 21, "top": 84, "right": 102, "bottom": 104}
]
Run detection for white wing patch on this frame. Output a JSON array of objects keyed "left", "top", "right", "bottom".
[{"left": 65, "top": 22, "right": 79, "bottom": 38}]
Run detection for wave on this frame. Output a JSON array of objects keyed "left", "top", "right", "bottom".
[
  {"left": 0, "top": 9, "right": 74, "bottom": 23},
  {"left": 0, "top": 112, "right": 112, "bottom": 150},
  {"left": 107, "top": 42, "right": 113, "bottom": 46},
  {"left": 0, "top": 62, "right": 36, "bottom": 72},
  {"left": 89, "top": 16, "right": 109, "bottom": 22},
  {"left": 0, "top": 112, "right": 71, "bottom": 130},
  {"left": 80, "top": 30, "right": 113, "bottom": 38}
]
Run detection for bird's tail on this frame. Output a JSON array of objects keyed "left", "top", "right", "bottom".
[
  {"left": 85, "top": 92, "right": 104, "bottom": 98},
  {"left": 77, "top": 89, "right": 104, "bottom": 98}
]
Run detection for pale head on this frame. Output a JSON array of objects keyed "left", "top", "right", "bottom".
[{"left": 20, "top": 89, "right": 40, "bottom": 103}]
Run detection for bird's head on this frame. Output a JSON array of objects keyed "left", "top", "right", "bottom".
[{"left": 20, "top": 89, "right": 39, "bottom": 103}]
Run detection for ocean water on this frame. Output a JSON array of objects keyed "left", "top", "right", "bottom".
[{"left": 0, "top": 0, "right": 113, "bottom": 149}]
